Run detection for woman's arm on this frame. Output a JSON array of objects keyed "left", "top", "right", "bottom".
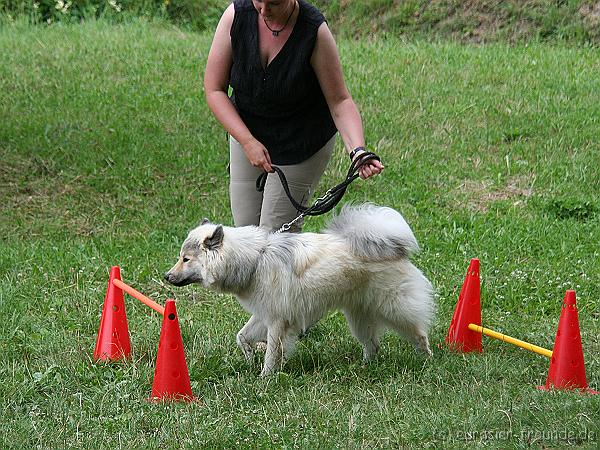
[
  {"left": 204, "top": 4, "right": 273, "bottom": 172},
  {"left": 311, "top": 23, "right": 384, "bottom": 179}
]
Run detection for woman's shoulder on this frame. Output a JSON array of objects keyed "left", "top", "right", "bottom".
[
  {"left": 298, "top": 0, "right": 327, "bottom": 29},
  {"left": 232, "top": 0, "right": 255, "bottom": 13}
]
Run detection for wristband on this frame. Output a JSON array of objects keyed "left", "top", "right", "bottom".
[{"left": 349, "top": 146, "right": 365, "bottom": 160}]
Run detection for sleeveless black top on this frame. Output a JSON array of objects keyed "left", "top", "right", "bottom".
[{"left": 230, "top": 0, "right": 337, "bottom": 165}]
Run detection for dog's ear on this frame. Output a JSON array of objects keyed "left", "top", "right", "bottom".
[
  {"left": 200, "top": 218, "right": 210, "bottom": 226},
  {"left": 204, "top": 225, "right": 224, "bottom": 250}
]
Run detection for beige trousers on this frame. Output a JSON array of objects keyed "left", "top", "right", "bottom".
[{"left": 229, "top": 135, "right": 336, "bottom": 232}]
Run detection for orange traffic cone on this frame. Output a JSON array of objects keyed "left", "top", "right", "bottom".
[
  {"left": 94, "top": 266, "right": 131, "bottom": 361},
  {"left": 538, "top": 290, "right": 598, "bottom": 394},
  {"left": 150, "top": 299, "right": 195, "bottom": 402},
  {"left": 446, "top": 258, "right": 482, "bottom": 352}
]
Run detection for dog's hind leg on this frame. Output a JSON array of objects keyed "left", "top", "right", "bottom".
[
  {"left": 261, "top": 321, "right": 296, "bottom": 377},
  {"left": 342, "top": 309, "right": 381, "bottom": 362},
  {"left": 412, "top": 330, "right": 433, "bottom": 357},
  {"left": 237, "top": 315, "right": 267, "bottom": 363},
  {"left": 387, "top": 319, "right": 433, "bottom": 357}
]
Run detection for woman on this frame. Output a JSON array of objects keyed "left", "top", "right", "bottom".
[{"left": 204, "top": 0, "right": 384, "bottom": 231}]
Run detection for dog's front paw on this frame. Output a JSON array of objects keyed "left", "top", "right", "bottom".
[
  {"left": 259, "top": 367, "right": 274, "bottom": 377},
  {"left": 259, "top": 359, "right": 280, "bottom": 377},
  {"left": 362, "top": 340, "right": 381, "bottom": 362},
  {"left": 236, "top": 333, "right": 254, "bottom": 363}
]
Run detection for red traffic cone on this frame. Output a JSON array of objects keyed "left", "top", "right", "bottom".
[
  {"left": 538, "top": 290, "right": 598, "bottom": 394},
  {"left": 94, "top": 266, "right": 131, "bottom": 361},
  {"left": 150, "top": 299, "right": 195, "bottom": 402},
  {"left": 446, "top": 258, "right": 482, "bottom": 352}
]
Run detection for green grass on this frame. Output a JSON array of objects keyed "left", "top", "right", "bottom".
[
  {"left": 1, "top": 19, "right": 599, "bottom": 448},
  {"left": 4, "top": 0, "right": 600, "bottom": 45},
  {"left": 312, "top": 0, "right": 599, "bottom": 44}
]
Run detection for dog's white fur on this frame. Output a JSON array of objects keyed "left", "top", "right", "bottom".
[{"left": 165, "top": 204, "right": 435, "bottom": 376}]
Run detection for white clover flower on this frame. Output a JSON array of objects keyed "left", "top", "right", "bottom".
[
  {"left": 55, "top": 0, "right": 64, "bottom": 10},
  {"left": 108, "top": 0, "right": 122, "bottom": 12},
  {"left": 61, "top": 1, "right": 72, "bottom": 13},
  {"left": 33, "top": 2, "right": 39, "bottom": 9}
]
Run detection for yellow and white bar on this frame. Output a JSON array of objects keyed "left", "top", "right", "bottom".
[{"left": 468, "top": 323, "right": 553, "bottom": 358}]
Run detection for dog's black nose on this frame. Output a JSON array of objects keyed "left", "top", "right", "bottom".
[{"left": 164, "top": 272, "right": 171, "bottom": 282}]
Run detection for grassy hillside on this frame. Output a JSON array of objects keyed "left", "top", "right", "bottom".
[
  {"left": 314, "top": 0, "right": 600, "bottom": 43},
  {"left": 2, "top": 0, "right": 600, "bottom": 44}
]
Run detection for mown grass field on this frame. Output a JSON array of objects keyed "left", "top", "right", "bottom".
[{"left": 1, "top": 19, "right": 599, "bottom": 448}]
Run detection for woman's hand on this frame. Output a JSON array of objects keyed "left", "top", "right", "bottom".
[
  {"left": 243, "top": 139, "right": 273, "bottom": 173},
  {"left": 352, "top": 150, "right": 385, "bottom": 180}
]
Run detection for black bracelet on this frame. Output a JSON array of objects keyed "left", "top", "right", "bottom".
[{"left": 349, "top": 146, "right": 365, "bottom": 160}]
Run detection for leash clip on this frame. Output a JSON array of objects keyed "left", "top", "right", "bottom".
[{"left": 276, "top": 212, "right": 305, "bottom": 234}]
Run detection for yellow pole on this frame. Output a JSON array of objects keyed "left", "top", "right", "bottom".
[{"left": 468, "top": 323, "right": 553, "bottom": 358}]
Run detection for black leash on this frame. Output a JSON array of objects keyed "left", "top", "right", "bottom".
[{"left": 255, "top": 152, "right": 381, "bottom": 217}]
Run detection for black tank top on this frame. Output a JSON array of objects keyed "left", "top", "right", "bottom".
[{"left": 229, "top": 0, "right": 337, "bottom": 165}]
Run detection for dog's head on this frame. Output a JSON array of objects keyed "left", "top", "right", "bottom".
[{"left": 164, "top": 219, "right": 224, "bottom": 287}]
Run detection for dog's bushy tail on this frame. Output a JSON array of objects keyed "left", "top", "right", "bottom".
[{"left": 324, "top": 203, "right": 419, "bottom": 261}]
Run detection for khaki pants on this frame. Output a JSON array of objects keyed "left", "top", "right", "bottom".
[{"left": 229, "top": 135, "right": 335, "bottom": 232}]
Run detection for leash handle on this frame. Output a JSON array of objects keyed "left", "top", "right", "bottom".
[{"left": 255, "top": 152, "right": 381, "bottom": 217}]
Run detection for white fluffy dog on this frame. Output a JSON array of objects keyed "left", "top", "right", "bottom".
[{"left": 165, "top": 204, "right": 435, "bottom": 376}]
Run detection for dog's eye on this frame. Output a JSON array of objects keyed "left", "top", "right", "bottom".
[{"left": 182, "top": 257, "right": 190, "bottom": 263}]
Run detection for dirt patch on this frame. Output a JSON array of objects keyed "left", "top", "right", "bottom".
[
  {"left": 0, "top": 154, "right": 113, "bottom": 237},
  {"left": 579, "top": 2, "right": 600, "bottom": 39},
  {"left": 580, "top": 1, "right": 600, "bottom": 22},
  {"left": 458, "top": 174, "right": 534, "bottom": 213}
]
